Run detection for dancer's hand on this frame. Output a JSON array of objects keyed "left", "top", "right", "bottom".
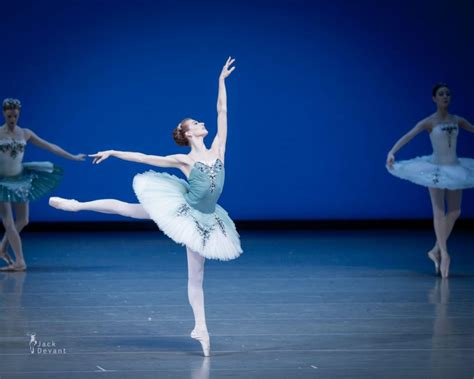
[
  {"left": 89, "top": 150, "right": 113, "bottom": 164},
  {"left": 386, "top": 152, "right": 395, "bottom": 168},
  {"left": 72, "top": 153, "right": 87, "bottom": 161},
  {"left": 219, "top": 56, "right": 236, "bottom": 80}
]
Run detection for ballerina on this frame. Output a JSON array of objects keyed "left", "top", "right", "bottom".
[
  {"left": 387, "top": 83, "right": 474, "bottom": 278},
  {"left": 49, "top": 57, "right": 242, "bottom": 356},
  {"left": 0, "top": 98, "right": 85, "bottom": 271}
]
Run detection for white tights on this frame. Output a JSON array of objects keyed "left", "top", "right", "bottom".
[
  {"left": 187, "top": 247, "right": 208, "bottom": 334},
  {"left": 70, "top": 199, "right": 150, "bottom": 219},
  {"left": 428, "top": 188, "right": 462, "bottom": 256}
]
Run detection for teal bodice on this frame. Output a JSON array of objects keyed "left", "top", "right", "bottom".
[{"left": 184, "top": 159, "right": 225, "bottom": 214}]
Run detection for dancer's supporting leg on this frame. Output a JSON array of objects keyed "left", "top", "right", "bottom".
[
  {"left": 442, "top": 189, "right": 462, "bottom": 276},
  {"left": 427, "top": 189, "right": 462, "bottom": 276},
  {"left": 429, "top": 188, "right": 450, "bottom": 278},
  {"left": 445, "top": 190, "right": 462, "bottom": 238},
  {"left": 0, "top": 202, "right": 26, "bottom": 271},
  {"left": 49, "top": 197, "right": 149, "bottom": 219},
  {"left": 0, "top": 202, "right": 29, "bottom": 265},
  {"left": 187, "top": 246, "right": 210, "bottom": 356}
]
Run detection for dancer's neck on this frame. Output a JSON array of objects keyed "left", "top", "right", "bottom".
[
  {"left": 436, "top": 108, "right": 450, "bottom": 120},
  {"left": 190, "top": 138, "right": 207, "bottom": 154}
]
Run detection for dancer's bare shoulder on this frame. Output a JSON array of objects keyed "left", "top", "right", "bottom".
[
  {"left": 420, "top": 115, "right": 437, "bottom": 132},
  {"left": 20, "top": 127, "right": 33, "bottom": 140},
  {"left": 0, "top": 125, "right": 27, "bottom": 140}
]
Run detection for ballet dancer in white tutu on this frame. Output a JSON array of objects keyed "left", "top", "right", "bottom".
[
  {"left": 387, "top": 83, "right": 474, "bottom": 278},
  {"left": 49, "top": 57, "right": 242, "bottom": 355}
]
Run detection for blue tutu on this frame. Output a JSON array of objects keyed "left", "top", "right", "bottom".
[{"left": 0, "top": 162, "right": 63, "bottom": 203}]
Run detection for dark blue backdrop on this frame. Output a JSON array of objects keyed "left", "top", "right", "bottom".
[{"left": 2, "top": 0, "right": 474, "bottom": 221}]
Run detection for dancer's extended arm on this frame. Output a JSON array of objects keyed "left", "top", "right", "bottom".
[
  {"left": 24, "top": 129, "right": 86, "bottom": 160},
  {"left": 90, "top": 150, "right": 187, "bottom": 169}
]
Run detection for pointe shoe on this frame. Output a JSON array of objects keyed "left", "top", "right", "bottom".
[
  {"left": 427, "top": 250, "right": 441, "bottom": 275},
  {"left": 440, "top": 255, "right": 450, "bottom": 279},
  {"left": 191, "top": 329, "right": 210, "bottom": 357},
  {"left": 0, "top": 262, "right": 27, "bottom": 272},
  {"left": 49, "top": 197, "right": 80, "bottom": 212},
  {"left": 0, "top": 250, "right": 14, "bottom": 266}
]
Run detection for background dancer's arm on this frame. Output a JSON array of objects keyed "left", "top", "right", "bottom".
[
  {"left": 24, "top": 128, "right": 86, "bottom": 161},
  {"left": 386, "top": 120, "right": 429, "bottom": 167},
  {"left": 458, "top": 117, "right": 474, "bottom": 133}
]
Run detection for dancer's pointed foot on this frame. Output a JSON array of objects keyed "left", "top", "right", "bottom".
[
  {"left": 0, "top": 250, "right": 14, "bottom": 266},
  {"left": 440, "top": 254, "right": 450, "bottom": 279},
  {"left": 427, "top": 247, "right": 441, "bottom": 275},
  {"left": 0, "top": 261, "right": 27, "bottom": 272},
  {"left": 191, "top": 329, "right": 210, "bottom": 357},
  {"left": 49, "top": 197, "right": 80, "bottom": 212}
]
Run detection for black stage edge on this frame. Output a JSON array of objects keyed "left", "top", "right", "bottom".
[{"left": 19, "top": 219, "right": 474, "bottom": 232}]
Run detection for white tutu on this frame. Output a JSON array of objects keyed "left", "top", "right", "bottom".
[
  {"left": 133, "top": 171, "right": 242, "bottom": 261},
  {"left": 387, "top": 155, "right": 474, "bottom": 190}
]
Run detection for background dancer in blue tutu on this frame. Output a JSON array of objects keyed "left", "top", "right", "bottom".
[
  {"left": 49, "top": 57, "right": 242, "bottom": 356},
  {"left": 386, "top": 83, "right": 474, "bottom": 278},
  {"left": 0, "top": 98, "right": 86, "bottom": 272}
]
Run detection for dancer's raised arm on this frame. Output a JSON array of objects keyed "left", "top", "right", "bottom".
[
  {"left": 211, "top": 57, "right": 235, "bottom": 159},
  {"left": 90, "top": 150, "right": 187, "bottom": 169}
]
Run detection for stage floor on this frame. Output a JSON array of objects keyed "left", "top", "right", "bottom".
[{"left": 0, "top": 229, "right": 473, "bottom": 378}]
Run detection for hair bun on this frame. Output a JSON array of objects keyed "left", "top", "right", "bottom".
[
  {"left": 2, "top": 98, "right": 22, "bottom": 110},
  {"left": 173, "top": 125, "right": 189, "bottom": 146},
  {"left": 172, "top": 118, "right": 191, "bottom": 146}
]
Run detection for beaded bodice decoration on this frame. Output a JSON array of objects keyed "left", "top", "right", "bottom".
[
  {"left": 0, "top": 139, "right": 26, "bottom": 176},
  {"left": 184, "top": 159, "right": 225, "bottom": 214},
  {"left": 430, "top": 124, "right": 459, "bottom": 165},
  {"left": 0, "top": 139, "right": 26, "bottom": 159},
  {"left": 176, "top": 159, "right": 227, "bottom": 248}
]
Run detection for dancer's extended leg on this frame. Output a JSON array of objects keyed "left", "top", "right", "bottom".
[{"left": 49, "top": 197, "right": 149, "bottom": 219}]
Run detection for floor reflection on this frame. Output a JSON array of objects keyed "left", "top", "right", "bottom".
[
  {"left": 0, "top": 271, "right": 28, "bottom": 337},
  {"left": 191, "top": 357, "right": 210, "bottom": 379}
]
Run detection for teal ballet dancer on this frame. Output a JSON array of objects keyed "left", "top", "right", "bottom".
[
  {"left": 49, "top": 57, "right": 242, "bottom": 356},
  {"left": 387, "top": 83, "right": 474, "bottom": 279},
  {"left": 0, "top": 98, "right": 86, "bottom": 272}
]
